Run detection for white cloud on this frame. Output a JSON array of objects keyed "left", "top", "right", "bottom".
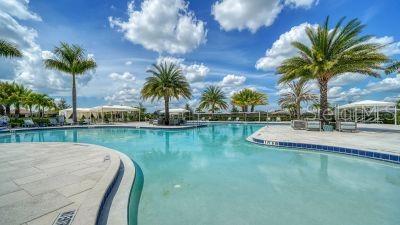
[
  {"left": 330, "top": 73, "right": 368, "bottom": 86},
  {"left": 329, "top": 86, "right": 370, "bottom": 103},
  {"left": 368, "top": 36, "right": 400, "bottom": 56},
  {"left": 109, "top": 72, "right": 136, "bottom": 82},
  {"left": 212, "top": 0, "right": 317, "bottom": 33},
  {"left": 125, "top": 60, "right": 132, "bottom": 65},
  {"left": 367, "top": 76, "right": 400, "bottom": 92},
  {"left": 256, "top": 23, "right": 317, "bottom": 70},
  {"left": 219, "top": 74, "right": 246, "bottom": 86},
  {"left": 0, "top": 0, "right": 41, "bottom": 21},
  {"left": 0, "top": 2, "right": 95, "bottom": 94},
  {"left": 109, "top": 0, "right": 207, "bottom": 54},
  {"left": 157, "top": 56, "right": 210, "bottom": 83},
  {"left": 104, "top": 84, "right": 139, "bottom": 105}
]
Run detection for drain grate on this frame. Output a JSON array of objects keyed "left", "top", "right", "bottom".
[{"left": 53, "top": 210, "right": 76, "bottom": 225}]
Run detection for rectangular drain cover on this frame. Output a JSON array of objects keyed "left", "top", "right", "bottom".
[{"left": 53, "top": 210, "right": 76, "bottom": 225}]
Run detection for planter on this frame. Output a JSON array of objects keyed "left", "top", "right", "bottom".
[{"left": 323, "top": 124, "right": 334, "bottom": 132}]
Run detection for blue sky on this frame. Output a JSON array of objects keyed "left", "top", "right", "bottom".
[{"left": 1, "top": 0, "right": 399, "bottom": 112}]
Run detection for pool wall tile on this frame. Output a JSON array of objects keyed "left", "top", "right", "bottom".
[{"left": 256, "top": 138, "right": 399, "bottom": 165}]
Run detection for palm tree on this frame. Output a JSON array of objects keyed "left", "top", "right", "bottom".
[
  {"left": 44, "top": 42, "right": 96, "bottom": 124},
  {"left": 385, "top": 61, "right": 400, "bottom": 74},
  {"left": 279, "top": 79, "right": 318, "bottom": 119},
  {"left": 0, "top": 39, "right": 22, "bottom": 58},
  {"left": 0, "top": 82, "right": 16, "bottom": 116},
  {"left": 10, "top": 83, "right": 32, "bottom": 117},
  {"left": 277, "top": 17, "right": 388, "bottom": 124},
  {"left": 141, "top": 63, "right": 191, "bottom": 125},
  {"left": 231, "top": 89, "right": 267, "bottom": 112},
  {"left": 199, "top": 86, "right": 228, "bottom": 113},
  {"left": 249, "top": 91, "right": 268, "bottom": 112}
]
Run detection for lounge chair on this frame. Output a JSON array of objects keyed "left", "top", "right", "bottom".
[
  {"left": 336, "top": 121, "right": 357, "bottom": 132},
  {"left": 49, "top": 118, "right": 59, "bottom": 126},
  {"left": 291, "top": 120, "right": 306, "bottom": 130},
  {"left": 201, "top": 117, "right": 205, "bottom": 121},
  {"left": 0, "top": 116, "right": 10, "bottom": 126},
  {"left": 23, "top": 118, "right": 36, "bottom": 127},
  {"left": 306, "top": 120, "right": 321, "bottom": 131},
  {"left": 227, "top": 117, "right": 232, "bottom": 121},
  {"left": 83, "top": 118, "right": 91, "bottom": 125},
  {"left": 276, "top": 117, "right": 281, "bottom": 122},
  {"left": 65, "top": 119, "right": 74, "bottom": 125},
  {"left": 235, "top": 117, "right": 240, "bottom": 121},
  {"left": 58, "top": 116, "right": 65, "bottom": 126}
]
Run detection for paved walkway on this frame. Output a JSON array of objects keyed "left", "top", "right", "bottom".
[
  {"left": 250, "top": 124, "right": 400, "bottom": 155},
  {"left": 0, "top": 143, "right": 121, "bottom": 225}
]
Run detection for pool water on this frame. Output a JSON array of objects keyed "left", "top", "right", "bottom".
[{"left": 1, "top": 124, "right": 399, "bottom": 225}]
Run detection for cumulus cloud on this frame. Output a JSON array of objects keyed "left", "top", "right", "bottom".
[
  {"left": 219, "top": 74, "right": 246, "bottom": 86},
  {"left": 367, "top": 76, "right": 400, "bottom": 93},
  {"left": 104, "top": 84, "right": 139, "bottom": 105},
  {"left": 0, "top": 1, "right": 95, "bottom": 94},
  {"left": 330, "top": 73, "right": 368, "bottom": 86},
  {"left": 328, "top": 86, "right": 370, "bottom": 103},
  {"left": 368, "top": 36, "right": 400, "bottom": 56},
  {"left": 212, "top": 0, "right": 317, "bottom": 33},
  {"left": 109, "top": 72, "right": 136, "bottom": 82},
  {"left": 255, "top": 23, "right": 317, "bottom": 70},
  {"left": 109, "top": 0, "right": 207, "bottom": 54},
  {"left": 157, "top": 56, "right": 210, "bottom": 83},
  {"left": 125, "top": 61, "right": 132, "bottom": 65}
]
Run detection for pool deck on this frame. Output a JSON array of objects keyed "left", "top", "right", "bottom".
[
  {"left": 0, "top": 143, "right": 134, "bottom": 225},
  {"left": 249, "top": 123, "right": 400, "bottom": 156}
]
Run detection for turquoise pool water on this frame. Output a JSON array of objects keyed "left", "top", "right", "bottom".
[{"left": 1, "top": 124, "right": 399, "bottom": 225}]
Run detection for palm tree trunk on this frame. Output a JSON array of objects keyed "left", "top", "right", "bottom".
[
  {"left": 72, "top": 73, "right": 77, "bottom": 124},
  {"left": 251, "top": 105, "right": 255, "bottom": 112},
  {"left": 5, "top": 104, "right": 10, "bottom": 116},
  {"left": 15, "top": 103, "right": 20, "bottom": 118},
  {"left": 29, "top": 106, "right": 32, "bottom": 117},
  {"left": 0, "top": 105, "right": 4, "bottom": 115},
  {"left": 164, "top": 96, "right": 170, "bottom": 125},
  {"left": 296, "top": 102, "right": 301, "bottom": 120},
  {"left": 318, "top": 78, "right": 328, "bottom": 125}
]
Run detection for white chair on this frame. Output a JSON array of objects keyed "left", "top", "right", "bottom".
[
  {"left": 306, "top": 120, "right": 321, "bottom": 131},
  {"left": 336, "top": 121, "right": 357, "bottom": 132}
]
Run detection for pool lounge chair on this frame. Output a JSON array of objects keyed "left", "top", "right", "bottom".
[
  {"left": 227, "top": 117, "right": 232, "bottom": 121},
  {"left": 235, "top": 117, "right": 240, "bottom": 122},
  {"left": 276, "top": 117, "right": 281, "bottom": 122},
  {"left": 336, "top": 121, "right": 357, "bottom": 132},
  {"left": 83, "top": 118, "right": 91, "bottom": 125},
  {"left": 58, "top": 116, "right": 65, "bottom": 126},
  {"left": 291, "top": 120, "right": 306, "bottom": 130},
  {"left": 0, "top": 116, "right": 10, "bottom": 129},
  {"left": 65, "top": 119, "right": 74, "bottom": 125},
  {"left": 49, "top": 118, "right": 59, "bottom": 126},
  {"left": 23, "top": 118, "right": 37, "bottom": 127},
  {"left": 306, "top": 120, "right": 321, "bottom": 131}
]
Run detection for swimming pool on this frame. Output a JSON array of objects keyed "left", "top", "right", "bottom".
[{"left": 1, "top": 124, "right": 399, "bottom": 225}]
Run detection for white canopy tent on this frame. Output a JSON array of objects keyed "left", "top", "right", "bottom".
[
  {"left": 59, "top": 108, "right": 92, "bottom": 120},
  {"left": 338, "top": 100, "right": 397, "bottom": 125},
  {"left": 91, "top": 105, "right": 139, "bottom": 123}
]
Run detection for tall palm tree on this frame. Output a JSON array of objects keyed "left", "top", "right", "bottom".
[
  {"left": 279, "top": 79, "right": 318, "bottom": 119},
  {"left": 141, "top": 63, "right": 191, "bottom": 125},
  {"left": 277, "top": 17, "right": 388, "bottom": 124},
  {"left": 0, "top": 39, "right": 22, "bottom": 58},
  {"left": 199, "top": 86, "right": 228, "bottom": 113},
  {"left": 23, "top": 92, "right": 42, "bottom": 116},
  {"left": 44, "top": 42, "right": 96, "bottom": 124}
]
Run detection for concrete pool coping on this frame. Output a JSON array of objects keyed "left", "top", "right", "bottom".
[
  {"left": 248, "top": 124, "right": 400, "bottom": 164},
  {"left": 0, "top": 142, "right": 135, "bottom": 225}
]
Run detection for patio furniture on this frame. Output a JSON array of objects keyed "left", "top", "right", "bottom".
[
  {"left": 235, "top": 117, "right": 240, "bottom": 121},
  {"left": 227, "top": 117, "right": 232, "bottom": 121},
  {"left": 306, "top": 120, "right": 321, "bottom": 131},
  {"left": 0, "top": 116, "right": 10, "bottom": 127},
  {"left": 336, "top": 121, "right": 357, "bottom": 132},
  {"left": 58, "top": 116, "right": 65, "bottom": 126},
  {"left": 276, "top": 117, "right": 281, "bottom": 122},
  {"left": 323, "top": 124, "right": 334, "bottom": 132},
  {"left": 23, "top": 118, "right": 37, "bottom": 127},
  {"left": 291, "top": 120, "right": 306, "bottom": 130},
  {"left": 83, "top": 118, "right": 91, "bottom": 125},
  {"left": 49, "top": 118, "right": 59, "bottom": 126},
  {"left": 65, "top": 119, "right": 74, "bottom": 125}
]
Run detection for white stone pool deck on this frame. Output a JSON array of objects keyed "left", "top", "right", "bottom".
[
  {"left": 0, "top": 142, "right": 134, "bottom": 225},
  {"left": 249, "top": 124, "right": 400, "bottom": 155}
]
